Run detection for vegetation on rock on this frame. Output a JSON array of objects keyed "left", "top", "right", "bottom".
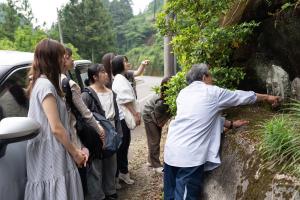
[{"left": 156, "top": 0, "right": 258, "bottom": 115}]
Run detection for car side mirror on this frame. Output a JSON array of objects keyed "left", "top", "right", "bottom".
[{"left": 0, "top": 117, "right": 40, "bottom": 158}]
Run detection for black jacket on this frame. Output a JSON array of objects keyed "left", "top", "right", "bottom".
[{"left": 81, "top": 87, "right": 122, "bottom": 136}]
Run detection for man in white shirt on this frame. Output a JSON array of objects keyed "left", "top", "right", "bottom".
[{"left": 163, "top": 63, "right": 280, "bottom": 200}]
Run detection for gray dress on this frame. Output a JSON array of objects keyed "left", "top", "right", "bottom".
[{"left": 25, "top": 77, "right": 84, "bottom": 200}]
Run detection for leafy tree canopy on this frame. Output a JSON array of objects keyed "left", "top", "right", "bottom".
[
  {"left": 156, "top": 0, "right": 259, "bottom": 115},
  {"left": 59, "top": 0, "right": 116, "bottom": 62}
]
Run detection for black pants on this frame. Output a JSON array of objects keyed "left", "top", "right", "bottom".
[
  {"left": 78, "top": 167, "right": 87, "bottom": 196},
  {"left": 117, "top": 119, "right": 131, "bottom": 174}
]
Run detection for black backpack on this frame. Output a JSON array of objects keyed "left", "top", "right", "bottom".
[{"left": 62, "top": 78, "right": 103, "bottom": 160}]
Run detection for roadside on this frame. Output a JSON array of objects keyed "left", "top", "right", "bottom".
[
  {"left": 117, "top": 122, "right": 167, "bottom": 200},
  {"left": 117, "top": 76, "right": 164, "bottom": 200}
]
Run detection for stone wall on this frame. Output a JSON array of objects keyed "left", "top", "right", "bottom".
[{"left": 202, "top": 127, "right": 300, "bottom": 200}]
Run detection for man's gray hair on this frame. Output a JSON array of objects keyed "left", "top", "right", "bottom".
[{"left": 186, "top": 63, "right": 209, "bottom": 84}]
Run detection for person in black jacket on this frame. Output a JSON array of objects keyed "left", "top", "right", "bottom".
[{"left": 81, "top": 63, "right": 122, "bottom": 200}]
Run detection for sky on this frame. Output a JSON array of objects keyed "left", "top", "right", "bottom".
[{"left": 0, "top": 0, "right": 152, "bottom": 28}]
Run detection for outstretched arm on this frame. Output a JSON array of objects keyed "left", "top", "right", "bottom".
[
  {"left": 255, "top": 93, "right": 281, "bottom": 107},
  {"left": 133, "top": 60, "right": 150, "bottom": 77}
]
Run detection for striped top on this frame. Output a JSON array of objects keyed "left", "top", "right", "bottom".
[{"left": 25, "top": 77, "right": 84, "bottom": 200}]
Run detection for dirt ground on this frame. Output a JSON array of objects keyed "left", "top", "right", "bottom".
[{"left": 117, "top": 122, "right": 168, "bottom": 200}]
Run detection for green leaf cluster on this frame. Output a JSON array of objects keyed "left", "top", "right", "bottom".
[
  {"left": 156, "top": 0, "right": 259, "bottom": 114},
  {"left": 0, "top": 24, "right": 47, "bottom": 52}
]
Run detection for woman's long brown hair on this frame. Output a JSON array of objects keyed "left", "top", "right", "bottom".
[
  {"left": 27, "top": 39, "right": 65, "bottom": 97},
  {"left": 101, "top": 52, "right": 115, "bottom": 87}
]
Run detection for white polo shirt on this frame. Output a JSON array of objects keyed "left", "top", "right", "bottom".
[{"left": 164, "top": 81, "right": 256, "bottom": 170}]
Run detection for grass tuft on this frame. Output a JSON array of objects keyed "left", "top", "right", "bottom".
[{"left": 260, "top": 109, "right": 300, "bottom": 177}]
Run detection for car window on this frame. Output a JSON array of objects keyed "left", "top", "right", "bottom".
[
  {"left": 80, "top": 71, "right": 88, "bottom": 87},
  {"left": 74, "top": 63, "right": 91, "bottom": 89},
  {"left": 0, "top": 67, "right": 29, "bottom": 120}
]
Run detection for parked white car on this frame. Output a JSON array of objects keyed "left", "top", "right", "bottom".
[{"left": 0, "top": 50, "right": 92, "bottom": 199}]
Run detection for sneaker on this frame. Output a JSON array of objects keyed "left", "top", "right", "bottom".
[
  {"left": 116, "top": 177, "right": 122, "bottom": 190},
  {"left": 152, "top": 167, "right": 164, "bottom": 174},
  {"left": 119, "top": 172, "right": 134, "bottom": 185}
]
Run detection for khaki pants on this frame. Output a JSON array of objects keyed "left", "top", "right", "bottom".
[{"left": 144, "top": 120, "right": 162, "bottom": 168}]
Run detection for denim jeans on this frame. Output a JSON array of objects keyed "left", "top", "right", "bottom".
[{"left": 164, "top": 163, "right": 204, "bottom": 200}]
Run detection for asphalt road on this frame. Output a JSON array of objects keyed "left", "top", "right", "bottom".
[{"left": 132, "top": 76, "right": 162, "bottom": 137}]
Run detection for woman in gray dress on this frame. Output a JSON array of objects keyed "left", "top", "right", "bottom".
[{"left": 25, "top": 39, "right": 88, "bottom": 200}]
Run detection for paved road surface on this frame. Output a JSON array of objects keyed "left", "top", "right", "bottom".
[
  {"left": 132, "top": 76, "right": 162, "bottom": 137},
  {"left": 135, "top": 76, "right": 162, "bottom": 107}
]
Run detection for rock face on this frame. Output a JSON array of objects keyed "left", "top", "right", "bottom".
[
  {"left": 291, "top": 77, "right": 300, "bottom": 100},
  {"left": 266, "top": 65, "right": 291, "bottom": 99},
  {"left": 231, "top": 1, "right": 300, "bottom": 98},
  {"left": 202, "top": 127, "right": 300, "bottom": 200}
]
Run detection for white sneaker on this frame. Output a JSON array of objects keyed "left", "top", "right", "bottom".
[
  {"left": 119, "top": 172, "right": 134, "bottom": 185},
  {"left": 116, "top": 177, "right": 122, "bottom": 190},
  {"left": 152, "top": 167, "right": 163, "bottom": 174}
]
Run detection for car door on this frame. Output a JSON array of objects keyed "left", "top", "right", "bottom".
[{"left": 0, "top": 65, "right": 30, "bottom": 200}]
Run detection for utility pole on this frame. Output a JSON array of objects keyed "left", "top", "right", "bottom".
[
  {"left": 153, "top": 0, "right": 156, "bottom": 20},
  {"left": 57, "top": 8, "right": 64, "bottom": 44},
  {"left": 163, "top": 0, "right": 176, "bottom": 77}
]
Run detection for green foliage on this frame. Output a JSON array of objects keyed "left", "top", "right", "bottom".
[
  {"left": 164, "top": 71, "right": 187, "bottom": 116},
  {"left": 156, "top": 0, "right": 259, "bottom": 114},
  {"left": 0, "top": 1, "right": 20, "bottom": 41},
  {"left": 0, "top": 1, "right": 81, "bottom": 58},
  {"left": 60, "top": 0, "right": 116, "bottom": 62},
  {"left": 0, "top": 1, "right": 44, "bottom": 52},
  {"left": 0, "top": 26, "right": 47, "bottom": 52},
  {"left": 109, "top": 0, "right": 133, "bottom": 27},
  {"left": 118, "top": 0, "right": 164, "bottom": 76},
  {"left": 115, "top": 0, "right": 164, "bottom": 54},
  {"left": 65, "top": 43, "right": 81, "bottom": 60},
  {"left": 211, "top": 67, "right": 245, "bottom": 89},
  {"left": 118, "top": 15, "right": 155, "bottom": 53},
  {"left": 14, "top": 26, "right": 47, "bottom": 52},
  {"left": 126, "top": 34, "right": 163, "bottom": 76},
  {"left": 260, "top": 114, "right": 300, "bottom": 177},
  {"left": 260, "top": 99, "right": 300, "bottom": 177},
  {"left": 46, "top": 24, "right": 60, "bottom": 41},
  {"left": 0, "top": 37, "right": 15, "bottom": 50}
]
